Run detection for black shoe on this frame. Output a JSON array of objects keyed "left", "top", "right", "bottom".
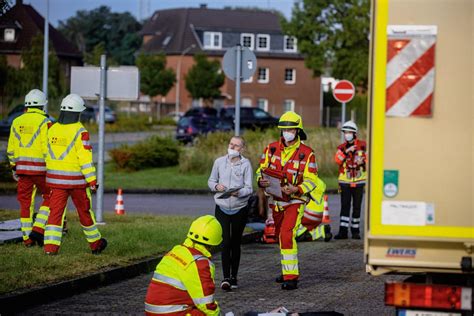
[
  {"left": 29, "top": 231, "right": 44, "bottom": 247},
  {"left": 334, "top": 233, "right": 348, "bottom": 240},
  {"left": 230, "top": 277, "right": 238, "bottom": 289},
  {"left": 92, "top": 238, "right": 107, "bottom": 255},
  {"left": 296, "top": 231, "right": 311, "bottom": 242},
  {"left": 221, "top": 278, "right": 231, "bottom": 291},
  {"left": 281, "top": 280, "right": 298, "bottom": 290},
  {"left": 324, "top": 225, "right": 333, "bottom": 242},
  {"left": 352, "top": 233, "right": 361, "bottom": 240},
  {"left": 275, "top": 275, "right": 284, "bottom": 283}
]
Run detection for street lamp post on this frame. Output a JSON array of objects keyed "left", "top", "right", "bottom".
[{"left": 175, "top": 44, "right": 195, "bottom": 118}]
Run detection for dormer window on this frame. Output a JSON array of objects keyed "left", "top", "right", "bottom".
[
  {"left": 4, "top": 28, "right": 15, "bottom": 42},
  {"left": 284, "top": 35, "right": 297, "bottom": 52},
  {"left": 203, "top": 32, "right": 222, "bottom": 49},
  {"left": 241, "top": 33, "right": 254, "bottom": 50},
  {"left": 256, "top": 34, "right": 270, "bottom": 51}
]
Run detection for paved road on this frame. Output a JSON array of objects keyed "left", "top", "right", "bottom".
[{"left": 19, "top": 238, "right": 400, "bottom": 315}]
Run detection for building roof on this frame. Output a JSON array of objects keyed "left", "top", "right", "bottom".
[
  {"left": 140, "top": 7, "right": 302, "bottom": 59},
  {"left": 0, "top": 2, "right": 82, "bottom": 59}
]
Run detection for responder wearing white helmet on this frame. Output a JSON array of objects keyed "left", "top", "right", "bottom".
[
  {"left": 44, "top": 93, "right": 106, "bottom": 255},
  {"left": 6, "top": 88, "right": 52, "bottom": 247},
  {"left": 334, "top": 120, "right": 367, "bottom": 240}
]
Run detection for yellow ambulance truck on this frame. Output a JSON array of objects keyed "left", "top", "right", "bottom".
[{"left": 365, "top": 0, "right": 473, "bottom": 315}]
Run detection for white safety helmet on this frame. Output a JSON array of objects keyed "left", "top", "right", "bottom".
[
  {"left": 341, "top": 121, "right": 358, "bottom": 133},
  {"left": 60, "top": 94, "right": 86, "bottom": 112},
  {"left": 25, "top": 89, "right": 47, "bottom": 107}
]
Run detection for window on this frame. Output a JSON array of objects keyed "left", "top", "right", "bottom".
[
  {"left": 283, "top": 99, "right": 295, "bottom": 112},
  {"left": 284, "top": 35, "right": 297, "bottom": 52},
  {"left": 257, "top": 67, "right": 269, "bottom": 83},
  {"left": 4, "top": 28, "right": 15, "bottom": 42},
  {"left": 257, "top": 98, "right": 268, "bottom": 112},
  {"left": 203, "top": 32, "right": 222, "bottom": 49},
  {"left": 253, "top": 108, "right": 270, "bottom": 118},
  {"left": 284, "top": 68, "right": 296, "bottom": 84},
  {"left": 256, "top": 34, "right": 270, "bottom": 51},
  {"left": 242, "top": 98, "right": 252, "bottom": 107},
  {"left": 241, "top": 33, "right": 254, "bottom": 50}
]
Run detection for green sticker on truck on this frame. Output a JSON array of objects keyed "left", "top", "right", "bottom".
[{"left": 383, "top": 170, "right": 399, "bottom": 198}]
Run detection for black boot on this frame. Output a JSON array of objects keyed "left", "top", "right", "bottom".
[
  {"left": 92, "top": 238, "right": 108, "bottom": 255},
  {"left": 352, "top": 232, "right": 361, "bottom": 239},
  {"left": 324, "top": 225, "right": 333, "bottom": 242},
  {"left": 334, "top": 227, "right": 348, "bottom": 240},
  {"left": 281, "top": 280, "right": 298, "bottom": 290},
  {"left": 29, "top": 231, "right": 44, "bottom": 247},
  {"left": 275, "top": 275, "right": 284, "bottom": 283}
]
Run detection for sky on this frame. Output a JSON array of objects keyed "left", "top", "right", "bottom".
[{"left": 22, "top": 0, "right": 297, "bottom": 26}]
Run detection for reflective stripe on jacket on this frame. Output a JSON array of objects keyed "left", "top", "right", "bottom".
[
  {"left": 256, "top": 138, "right": 319, "bottom": 204},
  {"left": 334, "top": 139, "right": 367, "bottom": 185},
  {"left": 7, "top": 108, "right": 51, "bottom": 175},
  {"left": 46, "top": 122, "right": 96, "bottom": 189},
  {"left": 145, "top": 238, "right": 219, "bottom": 316}
]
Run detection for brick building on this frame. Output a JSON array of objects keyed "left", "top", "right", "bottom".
[{"left": 140, "top": 5, "right": 322, "bottom": 126}]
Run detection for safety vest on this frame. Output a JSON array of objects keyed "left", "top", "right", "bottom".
[
  {"left": 46, "top": 122, "right": 96, "bottom": 189},
  {"left": 145, "top": 238, "right": 220, "bottom": 316},
  {"left": 334, "top": 139, "right": 367, "bottom": 185},
  {"left": 256, "top": 138, "right": 319, "bottom": 205},
  {"left": 7, "top": 108, "right": 51, "bottom": 175},
  {"left": 304, "top": 177, "right": 326, "bottom": 219}
]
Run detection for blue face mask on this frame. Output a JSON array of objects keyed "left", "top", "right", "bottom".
[
  {"left": 227, "top": 148, "right": 240, "bottom": 157},
  {"left": 344, "top": 133, "right": 354, "bottom": 142}
]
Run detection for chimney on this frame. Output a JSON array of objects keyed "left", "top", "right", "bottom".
[{"left": 199, "top": 4, "right": 207, "bottom": 9}]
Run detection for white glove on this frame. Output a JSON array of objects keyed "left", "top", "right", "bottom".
[{"left": 12, "top": 170, "right": 19, "bottom": 182}]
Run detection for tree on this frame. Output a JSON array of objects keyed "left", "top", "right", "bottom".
[
  {"left": 84, "top": 42, "right": 118, "bottom": 66},
  {"left": 282, "top": 0, "right": 370, "bottom": 88},
  {"left": 136, "top": 53, "right": 175, "bottom": 98},
  {"left": 185, "top": 54, "right": 225, "bottom": 104},
  {"left": 58, "top": 6, "right": 141, "bottom": 65},
  {"left": 20, "top": 34, "right": 62, "bottom": 99}
]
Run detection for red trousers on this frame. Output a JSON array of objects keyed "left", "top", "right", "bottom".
[
  {"left": 44, "top": 188, "right": 101, "bottom": 253},
  {"left": 17, "top": 175, "right": 50, "bottom": 236}
]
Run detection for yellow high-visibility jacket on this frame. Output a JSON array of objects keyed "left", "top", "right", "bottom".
[
  {"left": 145, "top": 238, "right": 220, "bottom": 315},
  {"left": 7, "top": 108, "right": 51, "bottom": 175},
  {"left": 46, "top": 122, "right": 96, "bottom": 188}
]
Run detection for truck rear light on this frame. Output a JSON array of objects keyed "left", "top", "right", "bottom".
[{"left": 385, "top": 282, "right": 472, "bottom": 311}]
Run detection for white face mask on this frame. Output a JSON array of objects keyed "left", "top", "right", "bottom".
[
  {"left": 282, "top": 131, "right": 296, "bottom": 142},
  {"left": 344, "top": 133, "right": 354, "bottom": 142},
  {"left": 228, "top": 148, "right": 240, "bottom": 158}
]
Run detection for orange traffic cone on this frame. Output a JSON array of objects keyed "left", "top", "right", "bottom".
[
  {"left": 115, "top": 188, "right": 125, "bottom": 215},
  {"left": 322, "top": 194, "right": 331, "bottom": 223}
]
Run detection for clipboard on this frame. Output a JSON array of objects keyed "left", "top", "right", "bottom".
[
  {"left": 261, "top": 169, "right": 283, "bottom": 199},
  {"left": 216, "top": 187, "right": 243, "bottom": 199}
]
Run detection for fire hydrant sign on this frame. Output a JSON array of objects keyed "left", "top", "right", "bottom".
[
  {"left": 333, "top": 80, "right": 355, "bottom": 103},
  {"left": 385, "top": 25, "right": 437, "bottom": 117}
]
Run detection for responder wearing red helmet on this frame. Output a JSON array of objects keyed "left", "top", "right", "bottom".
[
  {"left": 256, "top": 111, "right": 319, "bottom": 290},
  {"left": 334, "top": 121, "right": 367, "bottom": 239},
  {"left": 145, "top": 215, "right": 222, "bottom": 315},
  {"left": 7, "top": 89, "right": 52, "bottom": 247},
  {"left": 44, "top": 94, "right": 106, "bottom": 255}
]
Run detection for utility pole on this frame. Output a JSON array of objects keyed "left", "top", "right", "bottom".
[{"left": 42, "top": 0, "right": 49, "bottom": 112}]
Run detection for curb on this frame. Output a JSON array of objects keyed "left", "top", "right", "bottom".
[{"left": 0, "top": 230, "right": 263, "bottom": 314}]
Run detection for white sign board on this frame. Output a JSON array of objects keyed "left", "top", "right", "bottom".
[
  {"left": 382, "top": 201, "right": 435, "bottom": 226},
  {"left": 71, "top": 66, "right": 140, "bottom": 100}
]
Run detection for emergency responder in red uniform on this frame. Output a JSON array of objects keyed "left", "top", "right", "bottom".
[
  {"left": 7, "top": 89, "right": 52, "bottom": 247},
  {"left": 145, "top": 215, "right": 222, "bottom": 315},
  {"left": 44, "top": 94, "right": 107, "bottom": 255},
  {"left": 334, "top": 121, "right": 367, "bottom": 239},
  {"left": 295, "top": 177, "right": 332, "bottom": 242},
  {"left": 256, "top": 111, "right": 319, "bottom": 290}
]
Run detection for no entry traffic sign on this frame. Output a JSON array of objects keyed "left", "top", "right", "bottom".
[{"left": 333, "top": 80, "right": 355, "bottom": 103}]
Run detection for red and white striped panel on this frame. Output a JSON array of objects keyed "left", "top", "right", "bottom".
[{"left": 386, "top": 25, "right": 437, "bottom": 117}]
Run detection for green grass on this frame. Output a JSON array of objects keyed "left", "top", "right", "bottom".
[
  {"left": 104, "top": 164, "right": 210, "bottom": 190},
  {"left": 0, "top": 209, "right": 194, "bottom": 295}
]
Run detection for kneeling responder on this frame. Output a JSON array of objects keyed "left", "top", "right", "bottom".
[
  {"left": 256, "top": 111, "right": 319, "bottom": 290},
  {"left": 44, "top": 94, "right": 106, "bottom": 255},
  {"left": 145, "top": 215, "right": 222, "bottom": 315},
  {"left": 7, "top": 89, "right": 52, "bottom": 247},
  {"left": 295, "top": 177, "right": 332, "bottom": 242}
]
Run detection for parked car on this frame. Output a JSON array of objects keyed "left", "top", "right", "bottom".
[
  {"left": 176, "top": 116, "right": 231, "bottom": 144},
  {"left": 0, "top": 104, "right": 56, "bottom": 137},
  {"left": 219, "top": 106, "right": 278, "bottom": 130},
  {"left": 80, "top": 105, "right": 116, "bottom": 124}
]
